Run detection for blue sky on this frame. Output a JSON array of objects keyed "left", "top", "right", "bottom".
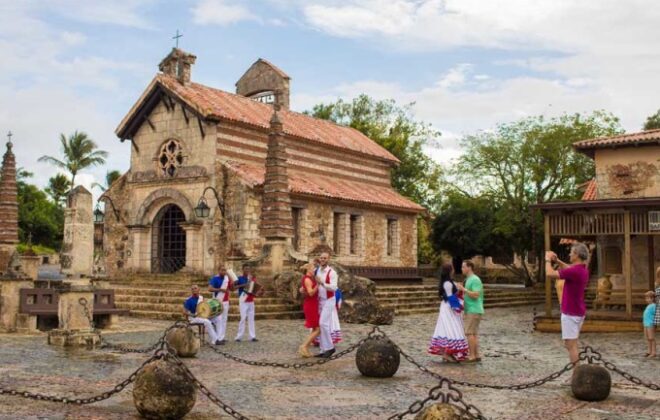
[{"left": 2, "top": 0, "right": 659, "bottom": 195}]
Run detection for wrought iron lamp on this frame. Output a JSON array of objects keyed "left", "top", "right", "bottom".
[
  {"left": 194, "top": 186, "right": 224, "bottom": 219},
  {"left": 93, "top": 203, "right": 105, "bottom": 223}
]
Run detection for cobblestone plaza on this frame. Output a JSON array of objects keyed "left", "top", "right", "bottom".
[{"left": 0, "top": 306, "right": 657, "bottom": 419}]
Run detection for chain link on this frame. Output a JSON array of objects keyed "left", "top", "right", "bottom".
[
  {"left": 580, "top": 346, "right": 660, "bottom": 391},
  {"left": 0, "top": 351, "right": 163, "bottom": 404},
  {"left": 203, "top": 326, "right": 384, "bottom": 369},
  {"left": 78, "top": 298, "right": 190, "bottom": 354},
  {"left": 387, "top": 378, "right": 487, "bottom": 420}
]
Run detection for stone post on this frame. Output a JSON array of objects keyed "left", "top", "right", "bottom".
[
  {"left": 48, "top": 280, "right": 100, "bottom": 347},
  {"left": 0, "top": 277, "right": 34, "bottom": 332},
  {"left": 18, "top": 255, "right": 41, "bottom": 280},
  {"left": 61, "top": 186, "right": 94, "bottom": 277}
]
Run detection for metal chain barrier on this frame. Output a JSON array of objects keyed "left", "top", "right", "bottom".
[
  {"left": 373, "top": 326, "right": 577, "bottom": 390},
  {"left": 388, "top": 378, "right": 487, "bottom": 420},
  {"left": 78, "top": 298, "right": 188, "bottom": 354},
  {"left": 0, "top": 351, "right": 163, "bottom": 404},
  {"left": 157, "top": 341, "right": 252, "bottom": 420},
  {"left": 580, "top": 346, "right": 660, "bottom": 391},
  {"left": 202, "top": 325, "right": 384, "bottom": 369}
]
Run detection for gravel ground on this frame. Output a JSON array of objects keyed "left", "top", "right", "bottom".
[{"left": 0, "top": 305, "right": 658, "bottom": 419}]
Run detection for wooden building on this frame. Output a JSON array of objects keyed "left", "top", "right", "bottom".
[{"left": 534, "top": 129, "right": 660, "bottom": 331}]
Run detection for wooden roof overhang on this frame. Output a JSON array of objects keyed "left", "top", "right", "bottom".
[{"left": 115, "top": 81, "right": 219, "bottom": 148}]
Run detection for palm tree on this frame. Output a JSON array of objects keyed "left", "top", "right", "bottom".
[
  {"left": 45, "top": 173, "right": 71, "bottom": 205},
  {"left": 38, "top": 131, "right": 108, "bottom": 189},
  {"left": 92, "top": 169, "right": 122, "bottom": 192}
]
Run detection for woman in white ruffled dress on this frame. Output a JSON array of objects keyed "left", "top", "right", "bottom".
[{"left": 428, "top": 263, "right": 469, "bottom": 362}]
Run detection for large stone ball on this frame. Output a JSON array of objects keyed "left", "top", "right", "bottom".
[
  {"left": 166, "top": 326, "right": 200, "bottom": 358},
  {"left": 133, "top": 358, "right": 197, "bottom": 419},
  {"left": 414, "top": 403, "right": 459, "bottom": 420},
  {"left": 571, "top": 364, "right": 611, "bottom": 401},
  {"left": 356, "top": 337, "right": 400, "bottom": 378}
]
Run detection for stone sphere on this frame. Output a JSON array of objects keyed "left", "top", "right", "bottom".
[
  {"left": 571, "top": 364, "right": 611, "bottom": 401},
  {"left": 166, "top": 326, "right": 200, "bottom": 358},
  {"left": 133, "top": 358, "right": 197, "bottom": 419},
  {"left": 355, "top": 337, "right": 400, "bottom": 378},
  {"left": 414, "top": 403, "right": 459, "bottom": 420}
]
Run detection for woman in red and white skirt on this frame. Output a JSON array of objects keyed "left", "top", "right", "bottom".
[{"left": 299, "top": 263, "right": 320, "bottom": 357}]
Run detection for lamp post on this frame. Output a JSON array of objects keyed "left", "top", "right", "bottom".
[
  {"left": 99, "top": 194, "right": 121, "bottom": 222},
  {"left": 194, "top": 186, "right": 224, "bottom": 219}
]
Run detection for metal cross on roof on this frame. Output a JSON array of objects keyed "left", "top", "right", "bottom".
[
  {"left": 172, "top": 29, "right": 183, "bottom": 48},
  {"left": 6, "top": 130, "right": 12, "bottom": 148}
]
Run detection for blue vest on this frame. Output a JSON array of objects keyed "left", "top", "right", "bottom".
[{"left": 184, "top": 295, "right": 200, "bottom": 315}]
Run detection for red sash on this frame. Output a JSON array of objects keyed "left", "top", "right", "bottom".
[{"left": 324, "top": 270, "right": 334, "bottom": 300}]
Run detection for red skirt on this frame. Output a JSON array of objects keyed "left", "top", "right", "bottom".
[{"left": 303, "top": 297, "right": 319, "bottom": 328}]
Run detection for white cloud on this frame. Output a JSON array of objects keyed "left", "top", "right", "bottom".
[
  {"left": 44, "top": 1, "right": 155, "bottom": 29},
  {"left": 192, "top": 0, "right": 261, "bottom": 25}
]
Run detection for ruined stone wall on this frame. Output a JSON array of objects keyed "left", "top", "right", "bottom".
[{"left": 594, "top": 147, "right": 660, "bottom": 199}]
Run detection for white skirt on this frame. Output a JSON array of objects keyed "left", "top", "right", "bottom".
[
  {"left": 428, "top": 301, "right": 469, "bottom": 360},
  {"left": 313, "top": 304, "right": 342, "bottom": 345}
]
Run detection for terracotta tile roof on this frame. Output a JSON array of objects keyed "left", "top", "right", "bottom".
[
  {"left": 224, "top": 160, "right": 424, "bottom": 212},
  {"left": 574, "top": 129, "right": 660, "bottom": 151},
  {"left": 151, "top": 74, "right": 399, "bottom": 163},
  {"left": 580, "top": 179, "right": 597, "bottom": 201}
]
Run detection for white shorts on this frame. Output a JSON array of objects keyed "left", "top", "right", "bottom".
[{"left": 561, "top": 313, "right": 585, "bottom": 340}]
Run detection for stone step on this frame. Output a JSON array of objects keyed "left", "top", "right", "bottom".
[
  {"left": 116, "top": 302, "right": 299, "bottom": 313},
  {"left": 381, "top": 298, "right": 546, "bottom": 311},
  {"left": 127, "top": 309, "right": 304, "bottom": 321},
  {"left": 115, "top": 295, "right": 285, "bottom": 305},
  {"left": 378, "top": 296, "right": 547, "bottom": 306},
  {"left": 375, "top": 290, "right": 544, "bottom": 298},
  {"left": 395, "top": 300, "right": 544, "bottom": 316}
]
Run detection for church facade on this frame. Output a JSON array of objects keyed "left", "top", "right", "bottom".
[{"left": 102, "top": 48, "right": 424, "bottom": 277}]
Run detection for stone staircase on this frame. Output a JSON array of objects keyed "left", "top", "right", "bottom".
[
  {"left": 110, "top": 275, "right": 303, "bottom": 321},
  {"left": 110, "top": 275, "right": 597, "bottom": 321},
  {"left": 375, "top": 284, "right": 566, "bottom": 316}
]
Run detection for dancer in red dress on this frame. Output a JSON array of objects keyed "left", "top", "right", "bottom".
[{"left": 299, "top": 263, "right": 320, "bottom": 357}]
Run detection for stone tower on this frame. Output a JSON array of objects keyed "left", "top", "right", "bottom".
[
  {"left": 0, "top": 135, "right": 19, "bottom": 272},
  {"left": 235, "top": 59, "right": 291, "bottom": 110},
  {"left": 259, "top": 110, "right": 293, "bottom": 240},
  {"left": 159, "top": 48, "right": 197, "bottom": 85}
]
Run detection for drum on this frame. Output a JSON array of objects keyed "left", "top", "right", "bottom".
[{"left": 197, "top": 298, "right": 222, "bottom": 319}]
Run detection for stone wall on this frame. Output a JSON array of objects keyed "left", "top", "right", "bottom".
[
  {"left": 104, "top": 98, "right": 219, "bottom": 276},
  {"left": 235, "top": 59, "right": 290, "bottom": 110},
  {"left": 594, "top": 147, "right": 660, "bottom": 199}
]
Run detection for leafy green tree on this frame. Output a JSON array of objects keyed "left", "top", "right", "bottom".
[
  {"left": 92, "top": 169, "right": 122, "bottom": 192},
  {"left": 431, "top": 192, "right": 497, "bottom": 260},
  {"left": 17, "top": 171, "right": 64, "bottom": 249},
  {"left": 38, "top": 131, "right": 108, "bottom": 188},
  {"left": 307, "top": 95, "right": 443, "bottom": 211},
  {"left": 452, "top": 111, "right": 623, "bottom": 283},
  {"left": 643, "top": 109, "right": 660, "bottom": 130},
  {"left": 45, "top": 173, "right": 71, "bottom": 206}
]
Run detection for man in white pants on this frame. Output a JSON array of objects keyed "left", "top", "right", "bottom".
[
  {"left": 315, "top": 252, "right": 338, "bottom": 358},
  {"left": 235, "top": 265, "right": 259, "bottom": 342},
  {"left": 208, "top": 266, "right": 235, "bottom": 345},
  {"left": 183, "top": 285, "right": 221, "bottom": 345}
]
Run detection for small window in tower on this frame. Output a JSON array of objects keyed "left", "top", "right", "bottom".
[{"left": 250, "top": 91, "right": 276, "bottom": 104}]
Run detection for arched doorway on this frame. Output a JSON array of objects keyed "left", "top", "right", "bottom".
[{"left": 152, "top": 204, "right": 186, "bottom": 273}]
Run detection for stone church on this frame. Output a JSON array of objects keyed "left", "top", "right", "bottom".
[{"left": 102, "top": 48, "right": 424, "bottom": 278}]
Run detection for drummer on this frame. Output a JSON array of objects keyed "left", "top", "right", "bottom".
[
  {"left": 183, "top": 285, "right": 222, "bottom": 345},
  {"left": 208, "top": 266, "right": 234, "bottom": 345},
  {"left": 235, "top": 265, "right": 261, "bottom": 342}
]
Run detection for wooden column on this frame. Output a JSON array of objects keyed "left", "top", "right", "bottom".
[
  {"left": 648, "top": 235, "right": 655, "bottom": 290},
  {"left": 624, "top": 211, "right": 632, "bottom": 319},
  {"left": 544, "top": 214, "right": 552, "bottom": 317}
]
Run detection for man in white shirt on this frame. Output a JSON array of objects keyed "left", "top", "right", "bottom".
[{"left": 314, "top": 252, "right": 338, "bottom": 358}]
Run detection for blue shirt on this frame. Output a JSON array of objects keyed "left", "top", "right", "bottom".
[
  {"left": 643, "top": 303, "right": 656, "bottom": 327},
  {"left": 236, "top": 275, "right": 249, "bottom": 297},
  {"left": 184, "top": 295, "right": 200, "bottom": 315},
  {"left": 209, "top": 275, "right": 224, "bottom": 298}
]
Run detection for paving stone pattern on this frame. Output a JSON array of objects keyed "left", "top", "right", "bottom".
[{"left": 0, "top": 306, "right": 658, "bottom": 419}]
